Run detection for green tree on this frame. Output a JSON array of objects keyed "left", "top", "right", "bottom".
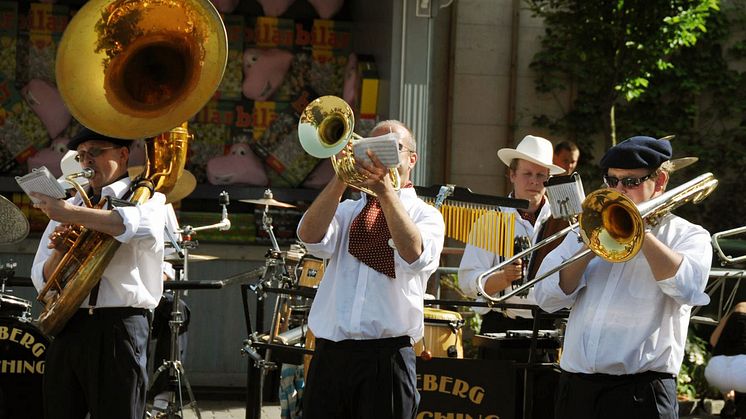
[
  {"left": 527, "top": 0, "right": 719, "bottom": 150},
  {"left": 528, "top": 0, "right": 746, "bottom": 232}
]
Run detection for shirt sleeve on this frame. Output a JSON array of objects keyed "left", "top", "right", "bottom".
[
  {"left": 396, "top": 205, "right": 445, "bottom": 283},
  {"left": 113, "top": 192, "right": 166, "bottom": 251},
  {"left": 458, "top": 243, "right": 499, "bottom": 299},
  {"left": 30, "top": 220, "right": 59, "bottom": 292},
  {"left": 533, "top": 230, "right": 587, "bottom": 313},
  {"left": 655, "top": 223, "right": 712, "bottom": 306},
  {"left": 296, "top": 203, "right": 349, "bottom": 260}
]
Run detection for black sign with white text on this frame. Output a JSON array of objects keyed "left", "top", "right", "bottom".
[{"left": 416, "top": 358, "right": 515, "bottom": 419}]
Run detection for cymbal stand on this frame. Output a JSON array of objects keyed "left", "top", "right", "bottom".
[
  {"left": 241, "top": 198, "right": 295, "bottom": 419},
  {"left": 150, "top": 192, "right": 230, "bottom": 419}
]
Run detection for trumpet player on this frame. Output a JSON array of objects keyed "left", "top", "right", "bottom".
[
  {"left": 30, "top": 128, "right": 167, "bottom": 419},
  {"left": 534, "top": 136, "right": 712, "bottom": 419},
  {"left": 296, "top": 120, "right": 445, "bottom": 419},
  {"left": 459, "top": 135, "right": 566, "bottom": 334}
]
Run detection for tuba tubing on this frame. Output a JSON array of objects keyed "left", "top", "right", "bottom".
[{"left": 476, "top": 172, "right": 719, "bottom": 304}]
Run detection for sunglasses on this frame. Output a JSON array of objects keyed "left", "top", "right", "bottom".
[
  {"left": 603, "top": 172, "right": 657, "bottom": 188},
  {"left": 74, "top": 146, "right": 120, "bottom": 162}
]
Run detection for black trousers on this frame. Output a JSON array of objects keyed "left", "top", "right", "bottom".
[
  {"left": 554, "top": 370, "right": 678, "bottom": 419},
  {"left": 302, "top": 336, "right": 418, "bottom": 419},
  {"left": 43, "top": 308, "right": 151, "bottom": 419}
]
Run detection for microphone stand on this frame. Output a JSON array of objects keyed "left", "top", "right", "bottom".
[{"left": 149, "top": 192, "right": 230, "bottom": 419}]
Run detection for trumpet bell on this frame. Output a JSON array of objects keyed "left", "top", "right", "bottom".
[
  {"left": 298, "top": 96, "right": 354, "bottom": 158},
  {"left": 56, "top": 0, "right": 228, "bottom": 139},
  {"left": 579, "top": 189, "right": 644, "bottom": 262}
]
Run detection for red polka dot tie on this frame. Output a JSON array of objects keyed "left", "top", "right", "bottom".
[{"left": 348, "top": 196, "right": 396, "bottom": 278}]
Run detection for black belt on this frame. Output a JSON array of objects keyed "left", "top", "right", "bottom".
[
  {"left": 563, "top": 370, "right": 675, "bottom": 382},
  {"left": 315, "top": 336, "right": 411, "bottom": 351},
  {"left": 76, "top": 307, "right": 150, "bottom": 318}
]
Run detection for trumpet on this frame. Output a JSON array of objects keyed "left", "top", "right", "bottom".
[
  {"left": 476, "top": 172, "right": 719, "bottom": 304},
  {"left": 298, "top": 95, "right": 400, "bottom": 196}
]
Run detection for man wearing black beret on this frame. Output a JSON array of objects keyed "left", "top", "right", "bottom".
[
  {"left": 534, "top": 136, "right": 712, "bottom": 419},
  {"left": 29, "top": 127, "right": 166, "bottom": 419}
]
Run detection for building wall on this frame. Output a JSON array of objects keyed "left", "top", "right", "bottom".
[{"left": 448, "top": 0, "right": 571, "bottom": 196}]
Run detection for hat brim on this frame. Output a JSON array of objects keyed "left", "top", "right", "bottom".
[
  {"left": 128, "top": 166, "right": 196, "bottom": 203},
  {"left": 497, "top": 149, "right": 566, "bottom": 175},
  {"left": 669, "top": 157, "right": 698, "bottom": 172}
]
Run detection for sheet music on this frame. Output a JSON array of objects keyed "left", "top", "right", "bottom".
[
  {"left": 15, "top": 166, "right": 68, "bottom": 204},
  {"left": 351, "top": 132, "right": 400, "bottom": 168}
]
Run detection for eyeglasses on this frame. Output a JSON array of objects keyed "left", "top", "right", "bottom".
[
  {"left": 74, "top": 146, "right": 120, "bottom": 162},
  {"left": 398, "top": 143, "right": 414, "bottom": 153},
  {"left": 603, "top": 172, "right": 656, "bottom": 188}
]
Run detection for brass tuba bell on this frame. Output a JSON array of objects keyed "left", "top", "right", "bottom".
[
  {"left": 298, "top": 95, "right": 401, "bottom": 196},
  {"left": 55, "top": 0, "right": 228, "bottom": 139}
]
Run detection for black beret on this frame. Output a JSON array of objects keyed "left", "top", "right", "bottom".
[
  {"left": 599, "top": 136, "right": 672, "bottom": 171},
  {"left": 67, "top": 127, "right": 132, "bottom": 151}
]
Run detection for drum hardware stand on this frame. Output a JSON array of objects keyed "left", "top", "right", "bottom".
[
  {"left": 0, "top": 260, "right": 17, "bottom": 294},
  {"left": 242, "top": 191, "right": 301, "bottom": 419},
  {"left": 149, "top": 192, "right": 230, "bottom": 419}
]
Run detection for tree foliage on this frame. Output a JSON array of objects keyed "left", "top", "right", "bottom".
[{"left": 528, "top": 0, "right": 746, "bottom": 232}]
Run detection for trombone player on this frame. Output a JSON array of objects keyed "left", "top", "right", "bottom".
[{"left": 534, "top": 136, "right": 712, "bottom": 419}]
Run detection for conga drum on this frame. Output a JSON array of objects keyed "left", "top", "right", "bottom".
[{"left": 414, "top": 307, "right": 465, "bottom": 359}]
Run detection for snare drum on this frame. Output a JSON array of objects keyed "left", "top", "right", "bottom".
[
  {"left": 0, "top": 316, "right": 48, "bottom": 419},
  {"left": 415, "top": 308, "right": 465, "bottom": 359},
  {"left": 0, "top": 293, "right": 32, "bottom": 320},
  {"left": 297, "top": 257, "right": 325, "bottom": 289}
]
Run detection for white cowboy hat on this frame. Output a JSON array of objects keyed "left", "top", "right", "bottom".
[
  {"left": 497, "top": 135, "right": 565, "bottom": 175},
  {"left": 57, "top": 150, "right": 89, "bottom": 189}
]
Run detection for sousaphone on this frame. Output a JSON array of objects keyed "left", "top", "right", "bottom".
[{"left": 36, "top": 0, "right": 227, "bottom": 336}]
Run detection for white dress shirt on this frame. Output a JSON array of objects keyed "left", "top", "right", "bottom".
[
  {"left": 298, "top": 188, "right": 445, "bottom": 343},
  {"left": 31, "top": 177, "right": 166, "bottom": 310},
  {"left": 533, "top": 213, "right": 712, "bottom": 375},
  {"left": 458, "top": 200, "right": 553, "bottom": 318}
]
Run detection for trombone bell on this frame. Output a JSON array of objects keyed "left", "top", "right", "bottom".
[{"left": 579, "top": 189, "right": 644, "bottom": 263}]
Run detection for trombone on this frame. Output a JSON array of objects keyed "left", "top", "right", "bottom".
[
  {"left": 476, "top": 172, "right": 719, "bottom": 304},
  {"left": 712, "top": 226, "right": 746, "bottom": 265},
  {"left": 297, "top": 95, "right": 401, "bottom": 196}
]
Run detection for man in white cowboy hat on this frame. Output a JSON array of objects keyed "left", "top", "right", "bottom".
[{"left": 459, "top": 134, "right": 566, "bottom": 334}]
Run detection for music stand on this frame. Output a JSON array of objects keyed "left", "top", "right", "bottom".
[{"left": 149, "top": 192, "right": 230, "bottom": 419}]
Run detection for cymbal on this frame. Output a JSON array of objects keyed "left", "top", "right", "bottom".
[
  {"left": 164, "top": 253, "right": 219, "bottom": 263},
  {"left": 239, "top": 198, "right": 296, "bottom": 208},
  {"left": 0, "top": 195, "right": 29, "bottom": 245}
]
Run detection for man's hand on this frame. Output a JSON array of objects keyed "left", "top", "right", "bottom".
[
  {"left": 47, "top": 224, "right": 74, "bottom": 251},
  {"left": 31, "top": 192, "right": 76, "bottom": 224},
  {"left": 355, "top": 149, "right": 394, "bottom": 196}
]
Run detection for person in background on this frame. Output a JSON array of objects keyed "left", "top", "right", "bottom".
[
  {"left": 534, "top": 136, "right": 712, "bottom": 419},
  {"left": 30, "top": 127, "right": 166, "bottom": 419},
  {"left": 459, "top": 135, "right": 566, "bottom": 334},
  {"left": 705, "top": 302, "right": 746, "bottom": 419},
  {"left": 553, "top": 140, "right": 580, "bottom": 175},
  {"left": 297, "top": 120, "right": 445, "bottom": 419}
]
